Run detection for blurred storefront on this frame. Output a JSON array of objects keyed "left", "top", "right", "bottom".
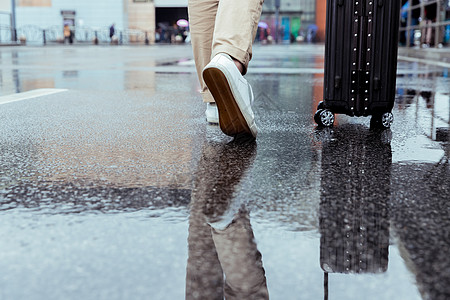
[
  {"left": 153, "top": 0, "right": 188, "bottom": 43},
  {"left": 399, "top": 0, "right": 450, "bottom": 48},
  {"left": 259, "top": 0, "right": 325, "bottom": 44}
]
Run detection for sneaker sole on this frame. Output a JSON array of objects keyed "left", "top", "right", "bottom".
[{"left": 203, "top": 67, "right": 253, "bottom": 137}]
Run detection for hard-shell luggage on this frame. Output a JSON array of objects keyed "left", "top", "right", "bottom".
[{"left": 315, "top": 0, "right": 401, "bottom": 129}]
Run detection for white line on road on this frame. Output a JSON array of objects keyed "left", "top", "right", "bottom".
[{"left": 0, "top": 89, "right": 68, "bottom": 105}]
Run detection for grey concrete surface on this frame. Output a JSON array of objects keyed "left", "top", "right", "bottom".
[{"left": 0, "top": 44, "right": 449, "bottom": 300}]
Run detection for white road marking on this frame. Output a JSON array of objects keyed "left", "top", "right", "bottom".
[{"left": 0, "top": 89, "right": 68, "bottom": 105}]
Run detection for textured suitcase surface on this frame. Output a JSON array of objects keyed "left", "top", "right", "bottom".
[{"left": 318, "top": 0, "right": 401, "bottom": 127}]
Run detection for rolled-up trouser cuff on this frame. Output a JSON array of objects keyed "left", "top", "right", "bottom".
[{"left": 212, "top": 45, "right": 251, "bottom": 75}]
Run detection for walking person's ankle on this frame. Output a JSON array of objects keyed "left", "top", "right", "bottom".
[{"left": 232, "top": 59, "right": 245, "bottom": 75}]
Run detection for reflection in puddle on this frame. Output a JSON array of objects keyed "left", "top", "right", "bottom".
[
  {"left": 124, "top": 70, "right": 156, "bottom": 91},
  {"left": 396, "top": 70, "right": 449, "bottom": 142},
  {"left": 187, "top": 137, "right": 269, "bottom": 299},
  {"left": 317, "top": 125, "right": 391, "bottom": 298},
  {"left": 0, "top": 68, "right": 22, "bottom": 94}
]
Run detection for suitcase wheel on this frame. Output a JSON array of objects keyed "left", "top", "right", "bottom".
[
  {"left": 317, "top": 101, "right": 324, "bottom": 111},
  {"left": 370, "top": 112, "right": 394, "bottom": 129},
  {"left": 314, "top": 109, "right": 322, "bottom": 124},
  {"left": 315, "top": 109, "right": 335, "bottom": 127}
]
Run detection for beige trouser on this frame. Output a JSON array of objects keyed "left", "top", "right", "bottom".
[{"left": 188, "top": 0, "right": 264, "bottom": 103}]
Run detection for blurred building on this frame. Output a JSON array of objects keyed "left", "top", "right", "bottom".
[
  {"left": 12, "top": 0, "right": 155, "bottom": 42},
  {"left": 16, "top": 0, "right": 127, "bottom": 29},
  {"left": 0, "top": 2, "right": 9, "bottom": 30},
  {"left": 154, "top": 0, "right": 188, "bottom": 29},
  {"left": 260, "top": 0, "right": 313, "bottom": 43},
  {"left": 8, "top": 0, "right": 329, "bottom": 44},
  {"left": 10, "top": 0, "right": 191, "bottom": 43},
  {"left": 259, "top": 0, "right": 326, "bottom": 43},
  {"left": 153, "top": 0, "right": 188, "bottom": 43}
]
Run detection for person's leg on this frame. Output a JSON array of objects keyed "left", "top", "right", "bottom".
[
  {"left": 188, "top": 0, "right": 218, "bottom": 103},
  {"left": 201, "top": 0, "right": 263, "bottom": 137},
  {"left": 212, "top": 0, "right": 264, "bottom": 75}
]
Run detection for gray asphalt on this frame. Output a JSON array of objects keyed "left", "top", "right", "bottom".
[{"left": 0, "top": 44, "right": 449, "bottom": 300}]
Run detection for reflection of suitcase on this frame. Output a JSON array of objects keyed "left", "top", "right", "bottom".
[
  {"left": 319, "top": 126, "right": 391, "bottom": 275},
  {"left": 314, "top": 0, "right": 401, "bottom": 129}
]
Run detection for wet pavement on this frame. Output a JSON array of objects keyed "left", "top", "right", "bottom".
[{"left": 0, "top": 44, "right": 449, "bottom": 300}]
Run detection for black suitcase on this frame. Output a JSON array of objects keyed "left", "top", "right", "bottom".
[{"left": 315, "top": 0, "right": 401, "bottom": 129}]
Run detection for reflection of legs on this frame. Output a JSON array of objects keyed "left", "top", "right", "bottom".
[
  {"left": 186, "top": 198, "right": 224, "bottom": 300},
  {"left": 212, "top": 210, "right": 269, "bottom": 300},
  {"left": 196, "top": 139, "right": 257, "bottom": 225},
  {"left": 187, "top": 137, "right": 262, "bottom": 298},
  {"left": 187, "top": 142, "right": 224, "bottom": 300},
  {"left": 186, "top": 140, "right": 246, "bottom": 300}
]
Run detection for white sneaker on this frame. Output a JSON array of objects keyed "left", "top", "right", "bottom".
[
  {"left": 205, "top": 102, "right": 219, "bottom": 124},
  {"left": 202, "top": 53, "right": 257, "bottom": 138}
]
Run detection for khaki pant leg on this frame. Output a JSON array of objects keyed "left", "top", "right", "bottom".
[
  {"left": 212, "top": 0, "right": 264, "bottom": 75},
  {"left": 188, "top": 0, "right": 218, "bottom": 103},
  {"left": 211, "top": 212, "right": 269, "bottom": 300}
]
